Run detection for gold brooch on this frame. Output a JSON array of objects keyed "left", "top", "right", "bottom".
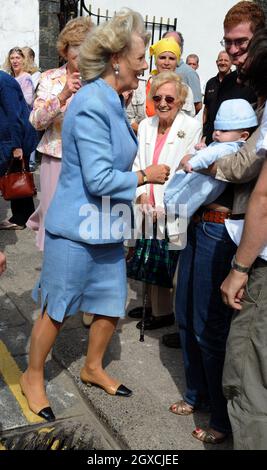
[{"left": 177, "top": 130, "right": 186, "bottom": 138}]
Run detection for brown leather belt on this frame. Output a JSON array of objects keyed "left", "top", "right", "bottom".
[
  {"left": 192, "top": 209, "right": 245, "bottom": 224},
  {"left": 202, "top": 209, "right": 232, "bottom": 224}
]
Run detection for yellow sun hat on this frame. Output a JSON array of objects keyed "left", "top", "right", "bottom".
[{"left": 149, "top": 37, "right": 181, "bottom": 62}]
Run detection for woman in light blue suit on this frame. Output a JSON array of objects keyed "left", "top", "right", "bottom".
[{"left": 20, "top": 8, "right": 170, "bottom": 421}]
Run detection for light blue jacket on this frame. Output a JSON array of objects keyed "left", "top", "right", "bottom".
[
  {"left": 164, "top": 140, "right": 243, "bottom": 220},
  {"left": 190, "top": 140, "right": 244, "bottom": 171},
  {"left": 45, "top": 78, "right": 138, "bottom": 244}
]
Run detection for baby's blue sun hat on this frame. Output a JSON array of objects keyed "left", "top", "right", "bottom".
[{"left": 214, "top": 98, "right": 258, "bottom": 130}]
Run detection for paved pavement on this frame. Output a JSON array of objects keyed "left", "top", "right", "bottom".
[{"left": 0, "top": 170, "right": 233, "bottom": 450}]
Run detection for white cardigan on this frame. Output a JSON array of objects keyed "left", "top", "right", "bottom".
[
  {"left": 132, "top": 111, "right": 202, "bottom": 238},
  {"left": 133, "top": 111, "right": 202, "bottom": 205}
]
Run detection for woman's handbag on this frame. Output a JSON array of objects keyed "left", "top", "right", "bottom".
[
  {"left": 126, "top": 234, "right": 179, "bottom": 288},
  {"left": 0, "top": 157, "right": 37, "bottom": 201}
]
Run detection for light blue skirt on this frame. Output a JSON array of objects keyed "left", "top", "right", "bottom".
[{"left": 32, "top": 231, "right": 127, "bottom": 322}]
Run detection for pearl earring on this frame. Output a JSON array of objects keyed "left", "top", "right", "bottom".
[{"left": 114, "top": 64, "right": 120, "bottom": 75}]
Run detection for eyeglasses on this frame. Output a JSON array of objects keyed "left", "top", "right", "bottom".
[
  {"left": 220, "top": 38, "right": 250, "bottom": 49},
  {"left": 152, "top": 95, "right": 175, "bottom": 104}
]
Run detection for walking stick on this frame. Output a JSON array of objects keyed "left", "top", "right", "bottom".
[{"left": 140, "top": 284, "right": 148, "bottom": 342}]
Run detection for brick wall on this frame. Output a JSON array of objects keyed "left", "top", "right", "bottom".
[{"left": 0, "top": 0, "right": 39, "bottom": 68}]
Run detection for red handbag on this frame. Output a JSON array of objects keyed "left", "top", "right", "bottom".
[{"left": 0, "top": 158, "right": 37, "bottom": 201}]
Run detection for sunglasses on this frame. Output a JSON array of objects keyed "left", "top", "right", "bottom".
[
  {"left": 9, "top": 47, "right": 23, "bottom": 55},
  {"left": 152, "top": 95, "right": 175, "bottom": 104}
]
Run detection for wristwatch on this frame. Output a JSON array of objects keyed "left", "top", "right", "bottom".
[
  {"left": 231, "top": 255, "right": 250, "bottom": 273},
  {"left": 140, "top": 169, "right": 148, "bottom": 185}
]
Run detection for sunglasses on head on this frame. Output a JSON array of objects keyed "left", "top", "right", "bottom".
[
  {"left": 9, "top": 47, "right": 23, "bottom": 55},
  {"left": 152, "top": 95, "right": 175, "bottom": 104}
]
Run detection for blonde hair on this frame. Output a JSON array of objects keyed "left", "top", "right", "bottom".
[
  {"left": 3, "top": 47, "right": 27, "bottom": 75},
  {"left": 57, "top": 16, "right": 94, "bottom": 59},
  {"left": 79, "top": 8, "right": 150, "bottom": 81},
  {"left": 21, "top": 47, "right": 39, "bottom": 74},
  {"left": 149, "top": 71, "right": 188, "bottom": 109}
]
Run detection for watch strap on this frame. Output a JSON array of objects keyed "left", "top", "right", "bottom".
[
  {"left": 140, "top": 169, "right": 148, "bottom": 184},
  {"left": 231, "top": 255, "right": 250, "bottom": 273}
]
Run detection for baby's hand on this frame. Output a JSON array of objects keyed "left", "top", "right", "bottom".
[
  {"left": 177, "top": 154, "right": 192, "bottom": 171},
  {"left": 194, "top": 142, "right": 207, "bottom": 151},
  {"left": 183, "top": 162, "right": 193, "bottom": 173}
]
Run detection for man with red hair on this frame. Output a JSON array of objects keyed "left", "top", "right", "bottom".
[
  {"left": 223, "top": 0, "right": 265, "bottom": 68},
  {"left": 203, "top": 0, "right": 265, "bottom": 145}
]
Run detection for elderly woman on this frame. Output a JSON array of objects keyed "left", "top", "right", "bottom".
[
  {"left": 27, "top": 19, "right": 95, "bottom": 328},
  {"left": 130, "top": 71, "right": 202, "bottom": 330},
  {"left": 147, "top": 38, "right": 195, "bottom": 117},
  {"left": 19, "top": 8, "right": 170, "bottom": 422},
  {"left": 127, "top": 37, "right": 195, "bottom": 139},
  {"left": 26, "top": 16, "right": 93, "bottom": 251}
]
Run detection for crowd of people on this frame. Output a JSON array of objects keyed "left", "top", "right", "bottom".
[{"left": 1, "top": 0, "right": 267, "bottom": 450}]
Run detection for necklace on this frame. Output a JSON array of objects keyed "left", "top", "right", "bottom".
[
  {"left": 159, "top": 126, "right": 167, "bottom": 135},
  {"left": 159, "top": 121, "right": 171, "bottom": 134}
]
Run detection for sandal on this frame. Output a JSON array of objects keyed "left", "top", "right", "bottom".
[
  {"left": 192, "top": 427, "right": 228, "bottom": 444},
  {"left": 169, "top": 399, "right": 194, "bottom": 415},
  {"left": 82, "top": 312, "right": 94, "bottom": 327},
  {"left": 0, "top": 219, "right": 25, "bottom": 230}
]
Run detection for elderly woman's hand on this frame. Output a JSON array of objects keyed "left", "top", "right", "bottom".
[
  {"left": 145, "top": 164, "right": 170, "bottom": 184},
  {"left": 58, "top": 72, "right": 82, "bottom": 106},
  {"left": 136, "top": 193, "right": 154, "bottom": 215},
  {"left": 136, "top": 193, "right": 150, "bottom": 205},
  {"left": 136, "top": 194, "right": 164, "bottom": 222}
]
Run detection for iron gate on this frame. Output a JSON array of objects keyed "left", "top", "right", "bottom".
[{"left": 58, "top": 1, "right": 178, "bottom": 70}]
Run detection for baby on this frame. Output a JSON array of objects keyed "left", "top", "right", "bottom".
[{"left": 164, "top": 99, "right": 258, "bottom": 229}]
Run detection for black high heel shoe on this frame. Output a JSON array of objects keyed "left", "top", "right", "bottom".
[
  {"left": 80, "top": 368, "right": 132, "bottom": 397},
  {"left": 19, "top": 375, "right": 56, "bottom": 422},
  {"left": 36, "top": 406, "right": 55, "bottom": 422}
]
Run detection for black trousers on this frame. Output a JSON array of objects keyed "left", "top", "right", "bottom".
[{"left": 10, "top": 197, "right": 35, "bottom": 225}]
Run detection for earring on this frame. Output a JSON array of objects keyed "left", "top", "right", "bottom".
[{"left": 114, "top": 64, "right": 120, "bottom": 75}]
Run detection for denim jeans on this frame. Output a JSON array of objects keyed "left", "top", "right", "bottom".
[{"left": 176, "top": 220, "right": 236, "bottom": 433}]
